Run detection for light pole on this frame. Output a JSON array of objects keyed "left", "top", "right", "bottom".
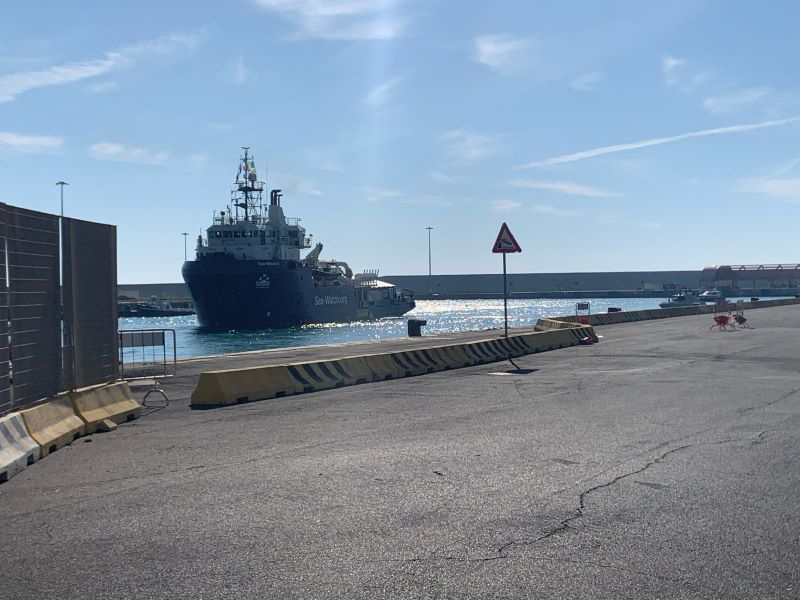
[
  {"left": 426, "top": 227, "right": 433, "bottom": 276},
  {"left": 55, "top": 181, "right": 68, "bottom": 390},
  {"left": 55, "top": 181, "right": 69, "bottom": 217},
  {"left": 181, "top": 232, "right": 189, "bottom": 261}
]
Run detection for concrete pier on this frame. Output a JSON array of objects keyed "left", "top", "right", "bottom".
[{"left": 2, "top": 304, "right": 799, "bottom": 598}]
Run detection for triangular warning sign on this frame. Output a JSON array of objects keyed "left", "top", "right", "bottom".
[{"left": 492, "top": 222, "right": 522, "bottom": 253}]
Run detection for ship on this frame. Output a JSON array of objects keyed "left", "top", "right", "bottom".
[
  {"left": 181, "top": 148, "right": 416, "bottom": 330},
  {"left": 118, "top": 297, "right": 195, "bottom": 318}
]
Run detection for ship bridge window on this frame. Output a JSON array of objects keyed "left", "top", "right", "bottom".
[
  {"left": 234, "top": 230, "right": 242, "bottom": 238},
  {"left": 288, "top": 230, "right": 298, "bottom": 238},
  {"left": 223, "top": 231, "right": 232, "bottom": 238},
  {"left": 214, "top": 231, "right": 222, "bottom": 238}
]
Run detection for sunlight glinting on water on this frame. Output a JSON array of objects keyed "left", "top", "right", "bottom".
[{"left": 119, "top": 297, "right": 677, "bottom": 359}]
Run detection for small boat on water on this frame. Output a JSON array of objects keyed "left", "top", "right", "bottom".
[
  {"left": 118, "top": 297, "right": 195, "bottom": 318},
  {"left": 699, "top": 289, "right": 724, "bottom": 300},
  {"left": 659, "top": 291, "right": 704, "bottom": 309}
]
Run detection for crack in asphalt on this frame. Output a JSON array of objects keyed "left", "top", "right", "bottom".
[
  {"left": 521, "top": 444, "right": 692, "bottom": 550},
  {"left": 497, "top": 429, "right": 772, "bottom": 560},
  {"left": 738, "top": 387, "right": 800, "bottom": 415}
]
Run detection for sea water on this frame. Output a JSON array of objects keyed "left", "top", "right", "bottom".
[{"left": 119, "top": 297, "right": 672, "bottom": 359}]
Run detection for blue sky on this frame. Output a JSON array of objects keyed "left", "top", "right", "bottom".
[{"left": 1, "top": 0, "right": 799, "bottom": 283}]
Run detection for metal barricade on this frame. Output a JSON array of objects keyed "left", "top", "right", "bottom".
[
  {"left": 118, "top": 329, "right": 176, "bottom": 405},
  {"left": 119, "top": 329, "right": 176, "bottom": 379}
]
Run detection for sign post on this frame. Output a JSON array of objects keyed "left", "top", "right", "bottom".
[{"left": 492, "top": 222, "right": 522, "bottom": 337}]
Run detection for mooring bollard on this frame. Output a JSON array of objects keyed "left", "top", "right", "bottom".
[{"left": 408, "top": 319, "right": 427, "bottom": 337}]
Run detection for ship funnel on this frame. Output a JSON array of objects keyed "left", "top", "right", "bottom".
[{"left": 270, "top": 189, "right": 282, "bottom": 206}]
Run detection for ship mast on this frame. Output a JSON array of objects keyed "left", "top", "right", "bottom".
[{"left": 233, "top": 146, "right": 264, "bottom": 222}]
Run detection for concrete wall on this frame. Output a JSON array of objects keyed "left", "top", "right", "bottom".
[
  {"left": 119, "top": 282, "right": 191, "bottom": 301},
  {"left": 382, "top": 271, "right": 702, "bottom": 295},
  {"left": 120, "top": 270, "right": 702, "bottom": 302}
]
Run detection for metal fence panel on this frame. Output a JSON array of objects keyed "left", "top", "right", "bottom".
[
  {"left": 7, "top": 206, "right": 61, "bottom": 409},
  {"left": 120, "top": 330, "right": 165, "bottom": 348},
  {"left": 62, "top": 217, "right": 118, "bottom": 389},
  {"left": 0, "top": 204, "right": 10, "bottom": 415}
]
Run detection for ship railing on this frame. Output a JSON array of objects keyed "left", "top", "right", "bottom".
[
  {"left": 730, "top": 263, "right": 800, "bottom": 271},
  {"left": 118, "top": 328, "right": 177, "bottom": 381},
  {"left": 286, "top": 218, "right": 301, "bottom": 226}
]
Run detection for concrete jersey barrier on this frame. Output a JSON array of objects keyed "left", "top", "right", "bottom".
[
  {"left": 555, "top": 297, "right": 800, "bottom": 327},
  {"left": 70, "top": 381, "right": 142, "bottom": 434},
  {"left": 191, "top": 324, "right": 597, "bottom": 408},
  {"left": 0, "top": 412, "right": 41, "bottom": 484},
  {"left": 19, "top": 395, "right": 86, "bottom": 457}
]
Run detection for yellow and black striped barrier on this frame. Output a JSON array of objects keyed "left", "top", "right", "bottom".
[{"left": 190, "top": 324, "right": 598, "bottom": 408}]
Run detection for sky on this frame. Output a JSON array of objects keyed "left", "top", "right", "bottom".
[{"left": 1, "top": 0, "right": 799, "bottom": 283}]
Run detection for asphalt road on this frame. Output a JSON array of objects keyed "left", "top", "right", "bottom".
[{"left": 2, "top": 305, "right": 799, "bottom": 599}]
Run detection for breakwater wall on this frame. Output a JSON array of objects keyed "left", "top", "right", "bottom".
[
  {"left": 120, "top": 270, "right": 703, "bottom": 302},
  {"left": 381, "top": 271, "right": 701, "bottom": 296}
]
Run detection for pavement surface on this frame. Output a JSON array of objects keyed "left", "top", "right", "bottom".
[{"left": 2, "top": 305, "right": 799, "bottom": 599}]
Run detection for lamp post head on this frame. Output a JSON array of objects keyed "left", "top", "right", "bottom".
[{"left": 55, "top": 181, "right": 69, "bottom": 186}]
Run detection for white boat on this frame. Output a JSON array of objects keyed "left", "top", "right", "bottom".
[
  {"left": 659, "top": 291, "right": 704, "bottom": 309},
  {"left": 699, "top": 289, "right": 724, "bottom": 300}
]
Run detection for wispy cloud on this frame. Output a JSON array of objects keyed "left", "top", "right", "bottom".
[
  {"left": 274, "top": 172, "right": 324, "bottom": 196},
  {"left": 662, "top": 55, "right": 684, "bottom": 73},
  {"left": 662, "top": 54, "right": 684, "bottom": 87},
  {"left": 491, "top": 199, "right": 522, "bottom": 212},
  {"left": 251, "top": 0, "right": 407, "bottom": 40},
  {"left": 570, "top": 71, "right": 604, "bottom": 92},
  {"left": 663, "top": 55, "right": 784, "bottom": 116},
  {"left": 362, "top": 186, "right": 401, "bottom": 202},
  {"left": 0, "top": 131, "right": 63, "bottom": 153},
  {"left": 0, "top": 31, "right": 201, "bottom": 103},
  {"left": 364, "top": 75, "right": 404, "bottom": 106},
  {"left": 439, "top": 130, "right": 496, "bottom": 162},
  {"left": 511, "top": 179, "right": 620, "bottom": 198},
  {"left": 473, "top": 34, "right": 533, "bottom": 72},
  {"left": 664, "top": 55, "right": 714, "bottom": 93},
  {"left": 530, "top": 203, "right": 660, "bottom": 229},
  {"left": 232, "top": 56, "right": 257, "bottom": 85},
  {"left": 362, "top": 186, "right": 450, "bottom": 206},
  {"left": 296, "top": 181, "right": 323, "bottom": 195},
  {"left": 737, "top": 159, "right": 800, "bottom": 203},
  {"left": 703, "top": 87, "right": 772, "bottom": 115},
  {"left": 517, "top": 117, "right": 800, "bottom": 169},
  {"left": 88, "top": 142, "right": 169, "bottom": 165},
  {"left": 738, "top": 177, "right": 800, "bottom": 203}
]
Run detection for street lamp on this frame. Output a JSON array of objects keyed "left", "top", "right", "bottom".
[
  {"left": 55, "top": 181, "right": 69, "bottom": 217},
  {"left": 181, "top": 232, "right": 189, "bottom": 261},
  {"left": 426, "top": 227, "right": 433, "bottom": 277}
]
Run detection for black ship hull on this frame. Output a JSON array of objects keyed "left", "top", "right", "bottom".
[{"left": 182, "top": 256, "right": 413, "bottom": 330}]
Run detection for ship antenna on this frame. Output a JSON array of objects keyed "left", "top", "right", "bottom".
[
  {"left": 241, "top": 147, "right": 250, "bottom": 221},
  {"left": 263, "top": 152, "right": 268, "bottom": 218}
]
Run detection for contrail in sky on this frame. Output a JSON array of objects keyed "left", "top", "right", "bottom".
[{"left": 516, "top": 116, "right": 800, "bottom": 169}]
